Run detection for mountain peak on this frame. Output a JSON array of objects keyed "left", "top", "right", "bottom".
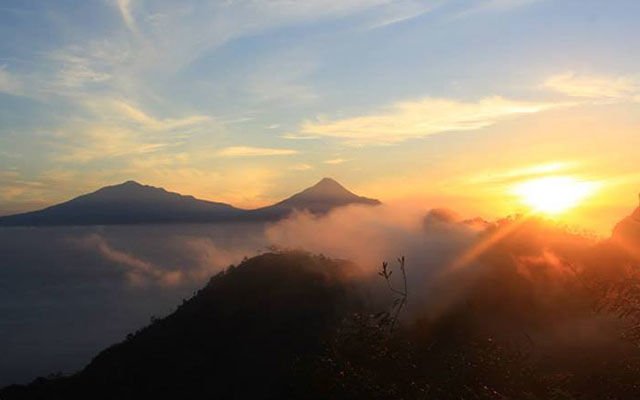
[
  {"left": 300, "top": 177, "right": 359, "bottom": 199},
  {"left": 121, "top": 180, "right": 143, "bottom": 187},
  {"left": 93, "top": 180, "right": 161, "bottom": 198},
  {"left": 265, "top": 177, "right": 380, "bottom": 215},
  {"left": 316, "top": 177, "right": 341, "bottom": 186},
  {"left": 308, "top": 177, "right": 348, "bottom": 193}
]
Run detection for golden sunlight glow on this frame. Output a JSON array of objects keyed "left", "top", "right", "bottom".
[{"left": 512, "top": 176, "right": 598, "bottom": 215}]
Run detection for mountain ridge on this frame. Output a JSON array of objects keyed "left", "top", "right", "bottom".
[{"left": 0, "top": 178, "right": 381, "bottom": 226}]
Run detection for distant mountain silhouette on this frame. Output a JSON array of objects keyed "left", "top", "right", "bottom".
[
  {"left": 0, "top": 181, "right": 242, "bottom": 226},
  {"left": 249, "top": 177, "right": 381, "bottom": 220},
  {"left": 0, "top": 178, "right": 381, "bottom": 226}
]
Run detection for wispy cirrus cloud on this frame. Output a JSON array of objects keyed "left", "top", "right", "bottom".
[
  {"left": 298, "top": 96, "right": 557, "bottom": 145},
  {"left": 281, "top": 133, "right": 320, "bottom": 140},
  {"left": 453, "top": 0, "right": 542, "bottom": 19},
  {"left": 544, "top": 72, "right": 640, "bottom": 101},
  {"left": 14, "top": 0, "right": 404, "bottom": 174},
  {"left": 85, "top": 99, "right": 212, "bottom": 131},
  {"left": 216, "top": 146, "right": 299, "bottom": 158},
  {"left": 47, "top": 45, "right": 117, "bottom": 91},
  {"left": 104, "top": 0, "right": 395, "bottom": 77},
  {"left": 466, "top": 161, "right": 581, "bottom": 186},
  {"left": 53, "top": 125, "right": 177, "bottom": 163},
  {"left": 363, "top": 1, "right": 437, "bottom": 30},
  {"left": 50, "top": 98, "right": 215, "bottom": 164},
  {"left": 115, "top": 0, "right": 138, "bottom": 34}
]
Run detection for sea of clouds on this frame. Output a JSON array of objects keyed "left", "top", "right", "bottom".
[{"left": 1, "top": 202, "right": 638, "bottom": 386}]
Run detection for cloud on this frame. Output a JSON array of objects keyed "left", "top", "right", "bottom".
[
  {"left": 115, "top": 0, "right": 138, "bottom": 34},
  {"left": 299, "top": 96, "right": 557, "bottom": 145},
  {"left": 266, "top": 204, "right": 441, "bottom": 269},
  {"left": 281, "top": 133, "right": 320, "bottom": 140},
  {"left": 324, "top": 158, "right": 348, "bottom": 165},
  {"left": 0, "top": 65, "right": 23, "bottom": 96},
  {"left": 290, "top": 163, "right": 314, "bottom": 171},
  {"left": 23, "top": 0, "right": 400, "bottom": 99},
  {"left": 263, "top": 195, "right": 601, "bottom": 283},
  {"left": 89, "top": 99, "right": 212, "bottom": 131},
  {"left": 216, "top": 146, "right": 299, "bottom": 158},
  {"left": 1, "top": 0, "right": 450, "bottom": 204},
  {"left": 264, "top": 203, "right": 621, "bottom": 334},
  {"left": 453, "top": 0, "right": 542, "bottom": 19},
  {"left": 47, "top": 46, "right": 115, "bottom": 90},
  {"left": 48, "top": 97, "right": 216, "bottom": 164},
  {"left": 104, "top": 0, "right": 395, "bottom": 78},
  {"left": 544, "top": 72, "right": 640, "bottom": 101},
  {"left": 74, "top": 232, "right": 255, "bottom": 286},
  {"left": 467, "top": 161, "right": 579, "bottom": 185},
  {"left": 364, "top": 1, "right": 437, "bottom": 30},
  {"left": 77, "top": 233, "right": 180, "bottom": 286},
  {"left": 53, "top": 124, "right": 179, "bottom": 163}
]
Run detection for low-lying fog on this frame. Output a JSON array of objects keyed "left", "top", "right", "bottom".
[{"left": 0, "top": 223, "right": 268, "bottom": 386}]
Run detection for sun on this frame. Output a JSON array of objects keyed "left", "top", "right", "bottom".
[{"left": 512, "top": 176, "right": 598, "bottom": 215}]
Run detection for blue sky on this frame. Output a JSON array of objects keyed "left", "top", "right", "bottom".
[{"left": 1, "top": 0, "right": 639, "bottom": 231}]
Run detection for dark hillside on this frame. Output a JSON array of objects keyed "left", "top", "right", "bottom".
[{"left": 1, "top": 252, "right": 357, "bottom": 399}]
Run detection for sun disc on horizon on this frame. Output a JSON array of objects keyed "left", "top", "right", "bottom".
[{"left": 512, "top": 176, "right": 598, "bottom": 215}]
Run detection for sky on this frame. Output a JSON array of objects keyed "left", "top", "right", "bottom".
[{"left": 0, "top": 0, "right": 639, "bottom": 233}]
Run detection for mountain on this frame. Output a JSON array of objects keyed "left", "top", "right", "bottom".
[
  {"left": 0, "top": 252, "right": 356, "bottom": 399},
  {"left": 0, "top": 181, "right": 242, "bottom": 226},
  {"left": 249, "top": 177, "right": 381, "bottom": 220},
  {"left": 0, "top": 178, "right": 381, "bottom": 226}
]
